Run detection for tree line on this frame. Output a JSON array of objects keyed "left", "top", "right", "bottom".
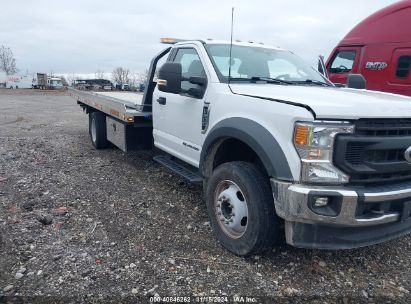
[
  {"left": 1, "top": 45, "right": 149, "bottom": 86},
  {"left": 64, "top": 68, "right": 149, "bottom": 87}
]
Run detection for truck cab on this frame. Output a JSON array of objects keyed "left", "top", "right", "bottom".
[
  {"left": 74, "top": 38, "right": 411, "bottom": 256},
  {"left": 47, "top": 77, "right": 63, "bottom": 89},
  {"left": 326, "top": 0, "right": 411, "bottom": 96}
]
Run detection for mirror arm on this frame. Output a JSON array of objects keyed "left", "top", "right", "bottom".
[
  {"left": 181, "top": 87, "right": 203, "bottom": 99},
  {"left": 188, "top": 76, "right": 207, "bottom": 86}
]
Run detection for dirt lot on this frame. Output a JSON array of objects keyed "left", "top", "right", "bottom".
[{"left": 0, "top": 89, "right": 410, "bottom": 303}]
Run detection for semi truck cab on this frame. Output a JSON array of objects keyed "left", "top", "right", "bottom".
[
  {"left": 326, "top": 0, "right": 411, "bottom": 97},
  {"left": 73, "top": 38, "right": 411, "bottom": 256}
]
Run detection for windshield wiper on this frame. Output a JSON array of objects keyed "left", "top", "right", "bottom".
[
  {"left": 291, "top": 79, "right": 331, "bottom": 87},
  {"left": 251, "top": 76, "right": 293, "bottom": 85},
  {"left": 228, "top": 76, "right": 292, "bottom": 85}
]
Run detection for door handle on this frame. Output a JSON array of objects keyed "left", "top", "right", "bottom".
[{"left": 157, "top": 97, "right": 166, "bottom": 105}]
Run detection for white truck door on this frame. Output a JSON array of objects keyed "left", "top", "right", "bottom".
[{"left": 153, "top": 47, "right": 209, "bottom": 167}]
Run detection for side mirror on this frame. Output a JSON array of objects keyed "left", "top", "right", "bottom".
[
  {"left": 318, "top": 55, "right": 329, "bottom": 79},
  {"left": 157, "top": 62, "right": 182, "bottom": 94},
  {"left": 347, "top": 74, "right": 366, "bottom": 90}
]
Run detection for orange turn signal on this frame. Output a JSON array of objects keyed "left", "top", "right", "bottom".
[{"left": 295, "top": 125, "right": 309, "bottom": 146}]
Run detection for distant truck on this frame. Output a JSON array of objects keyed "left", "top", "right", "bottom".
[
  {"left": 73, "top": 79, "right": 113, "bottom": 90},
  {"left": 6, "top": 74, "right": 33, "bottom": 89},
  {"left": 115, "top": 84, "right": 131, "bottom": 91},
  {"left": 325, "top": 0, "right": 411, "bottom": 97},
  {"left": 33, "top": 74, "right": 63, "bottom": 89}
]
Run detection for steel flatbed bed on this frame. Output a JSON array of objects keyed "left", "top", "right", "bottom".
[{"left": 69, "top": 89, "right": 151, "bottom": 123}]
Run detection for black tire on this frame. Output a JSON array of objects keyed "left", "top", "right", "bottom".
[
  {"left": 89, "top": 111, "right": 109, "bottom": 149},
  {"left": 205, "top": 161, "right": 278, "bottom": 256}
]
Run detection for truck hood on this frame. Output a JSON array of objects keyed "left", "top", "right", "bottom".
[{"left": 230, "top": 84, "right": 411, "bottom": 120}]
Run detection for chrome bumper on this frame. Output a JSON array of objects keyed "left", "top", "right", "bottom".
[{"left": 271, "top": 179, "right": 411, "bottom": 227}]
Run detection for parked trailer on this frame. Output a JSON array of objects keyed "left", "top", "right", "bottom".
[
  {"left": 6, "top": 75, "right": 33, "bottom": 89},
  {"left": 71, "top": 39, "right": 411, "bottom": 256},
  {"left": 34, "top": 73, "right": 47, "bottom": 89}
]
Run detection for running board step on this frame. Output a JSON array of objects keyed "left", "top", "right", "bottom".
[{"left": 153, "top": 155, "right": 203, "bottom": 184}]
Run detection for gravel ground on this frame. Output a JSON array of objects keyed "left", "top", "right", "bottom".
[{"left": 0, "top": 89, "right": 410, "bottom": 303}]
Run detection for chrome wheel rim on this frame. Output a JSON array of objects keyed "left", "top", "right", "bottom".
[
  {"left": 214, "top": 180, "right": 248, "bottom": 239},
  {"left": 91, "top": 118, "right": 97, "bottom": 143}
]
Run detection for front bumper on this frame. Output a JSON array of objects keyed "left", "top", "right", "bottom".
[{"left": 271, "top": 179, "right": 411, "bottom": 249}]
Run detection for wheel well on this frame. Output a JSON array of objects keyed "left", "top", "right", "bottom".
[{"left": 203, "top": 138, "right": 268, "bottom": 179}]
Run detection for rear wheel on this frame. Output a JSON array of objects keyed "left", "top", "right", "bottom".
[
  {"left": 205, "top": 161, "right": 279, "bottom": 256},
  {"left": 89, "top": 111, "right": 109, "bottom": 149}
]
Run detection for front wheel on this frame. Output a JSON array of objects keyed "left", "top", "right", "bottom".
[{"left": 205, "top": 161, "right": 279, "bottom": 256}]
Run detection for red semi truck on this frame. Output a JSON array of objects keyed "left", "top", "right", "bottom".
[{"left": 325, "top": 0, "right": 411, "bottom": 97}]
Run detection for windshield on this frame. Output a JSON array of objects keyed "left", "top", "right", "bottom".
[
  {"left": 205, "top": 44, "right": 329, "bottom": 85},
  {"left": 51, "top": 80, "right": 62, "bottom": 85}
]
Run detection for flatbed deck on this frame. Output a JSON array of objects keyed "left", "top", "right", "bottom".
[{"left": 69, "top": 89, "right": 151, "bottom": 123}]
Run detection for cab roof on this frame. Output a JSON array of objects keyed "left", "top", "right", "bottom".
[
  {"left": 340, "top": 0, "right": 411, "bottom": 46},
  {"left": 161, "top": 37, "right": 285, "bottom": 51}
]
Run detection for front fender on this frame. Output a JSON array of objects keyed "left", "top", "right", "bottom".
[{"left": 200, "top": 117, "right": 293, "bottom": 181}]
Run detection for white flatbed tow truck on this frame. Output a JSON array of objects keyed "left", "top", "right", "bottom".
[{"left": 71, "top": 38, "right": 411, "bottom": 256}]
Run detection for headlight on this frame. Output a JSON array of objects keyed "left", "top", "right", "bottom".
[{"left": 294, "top": 121, "right": 354, "bottom": 184}]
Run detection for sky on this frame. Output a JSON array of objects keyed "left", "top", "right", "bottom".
[{"left": 0, "top": 0, "right": 400, "bottom": 77}]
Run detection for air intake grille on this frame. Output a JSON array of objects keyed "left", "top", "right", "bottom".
[
  {"left": 355, "top": 119, "right": 411, "bottom": 137},
  {"left": 334, "top": 119, "right": 411, "bottom": 184}
]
